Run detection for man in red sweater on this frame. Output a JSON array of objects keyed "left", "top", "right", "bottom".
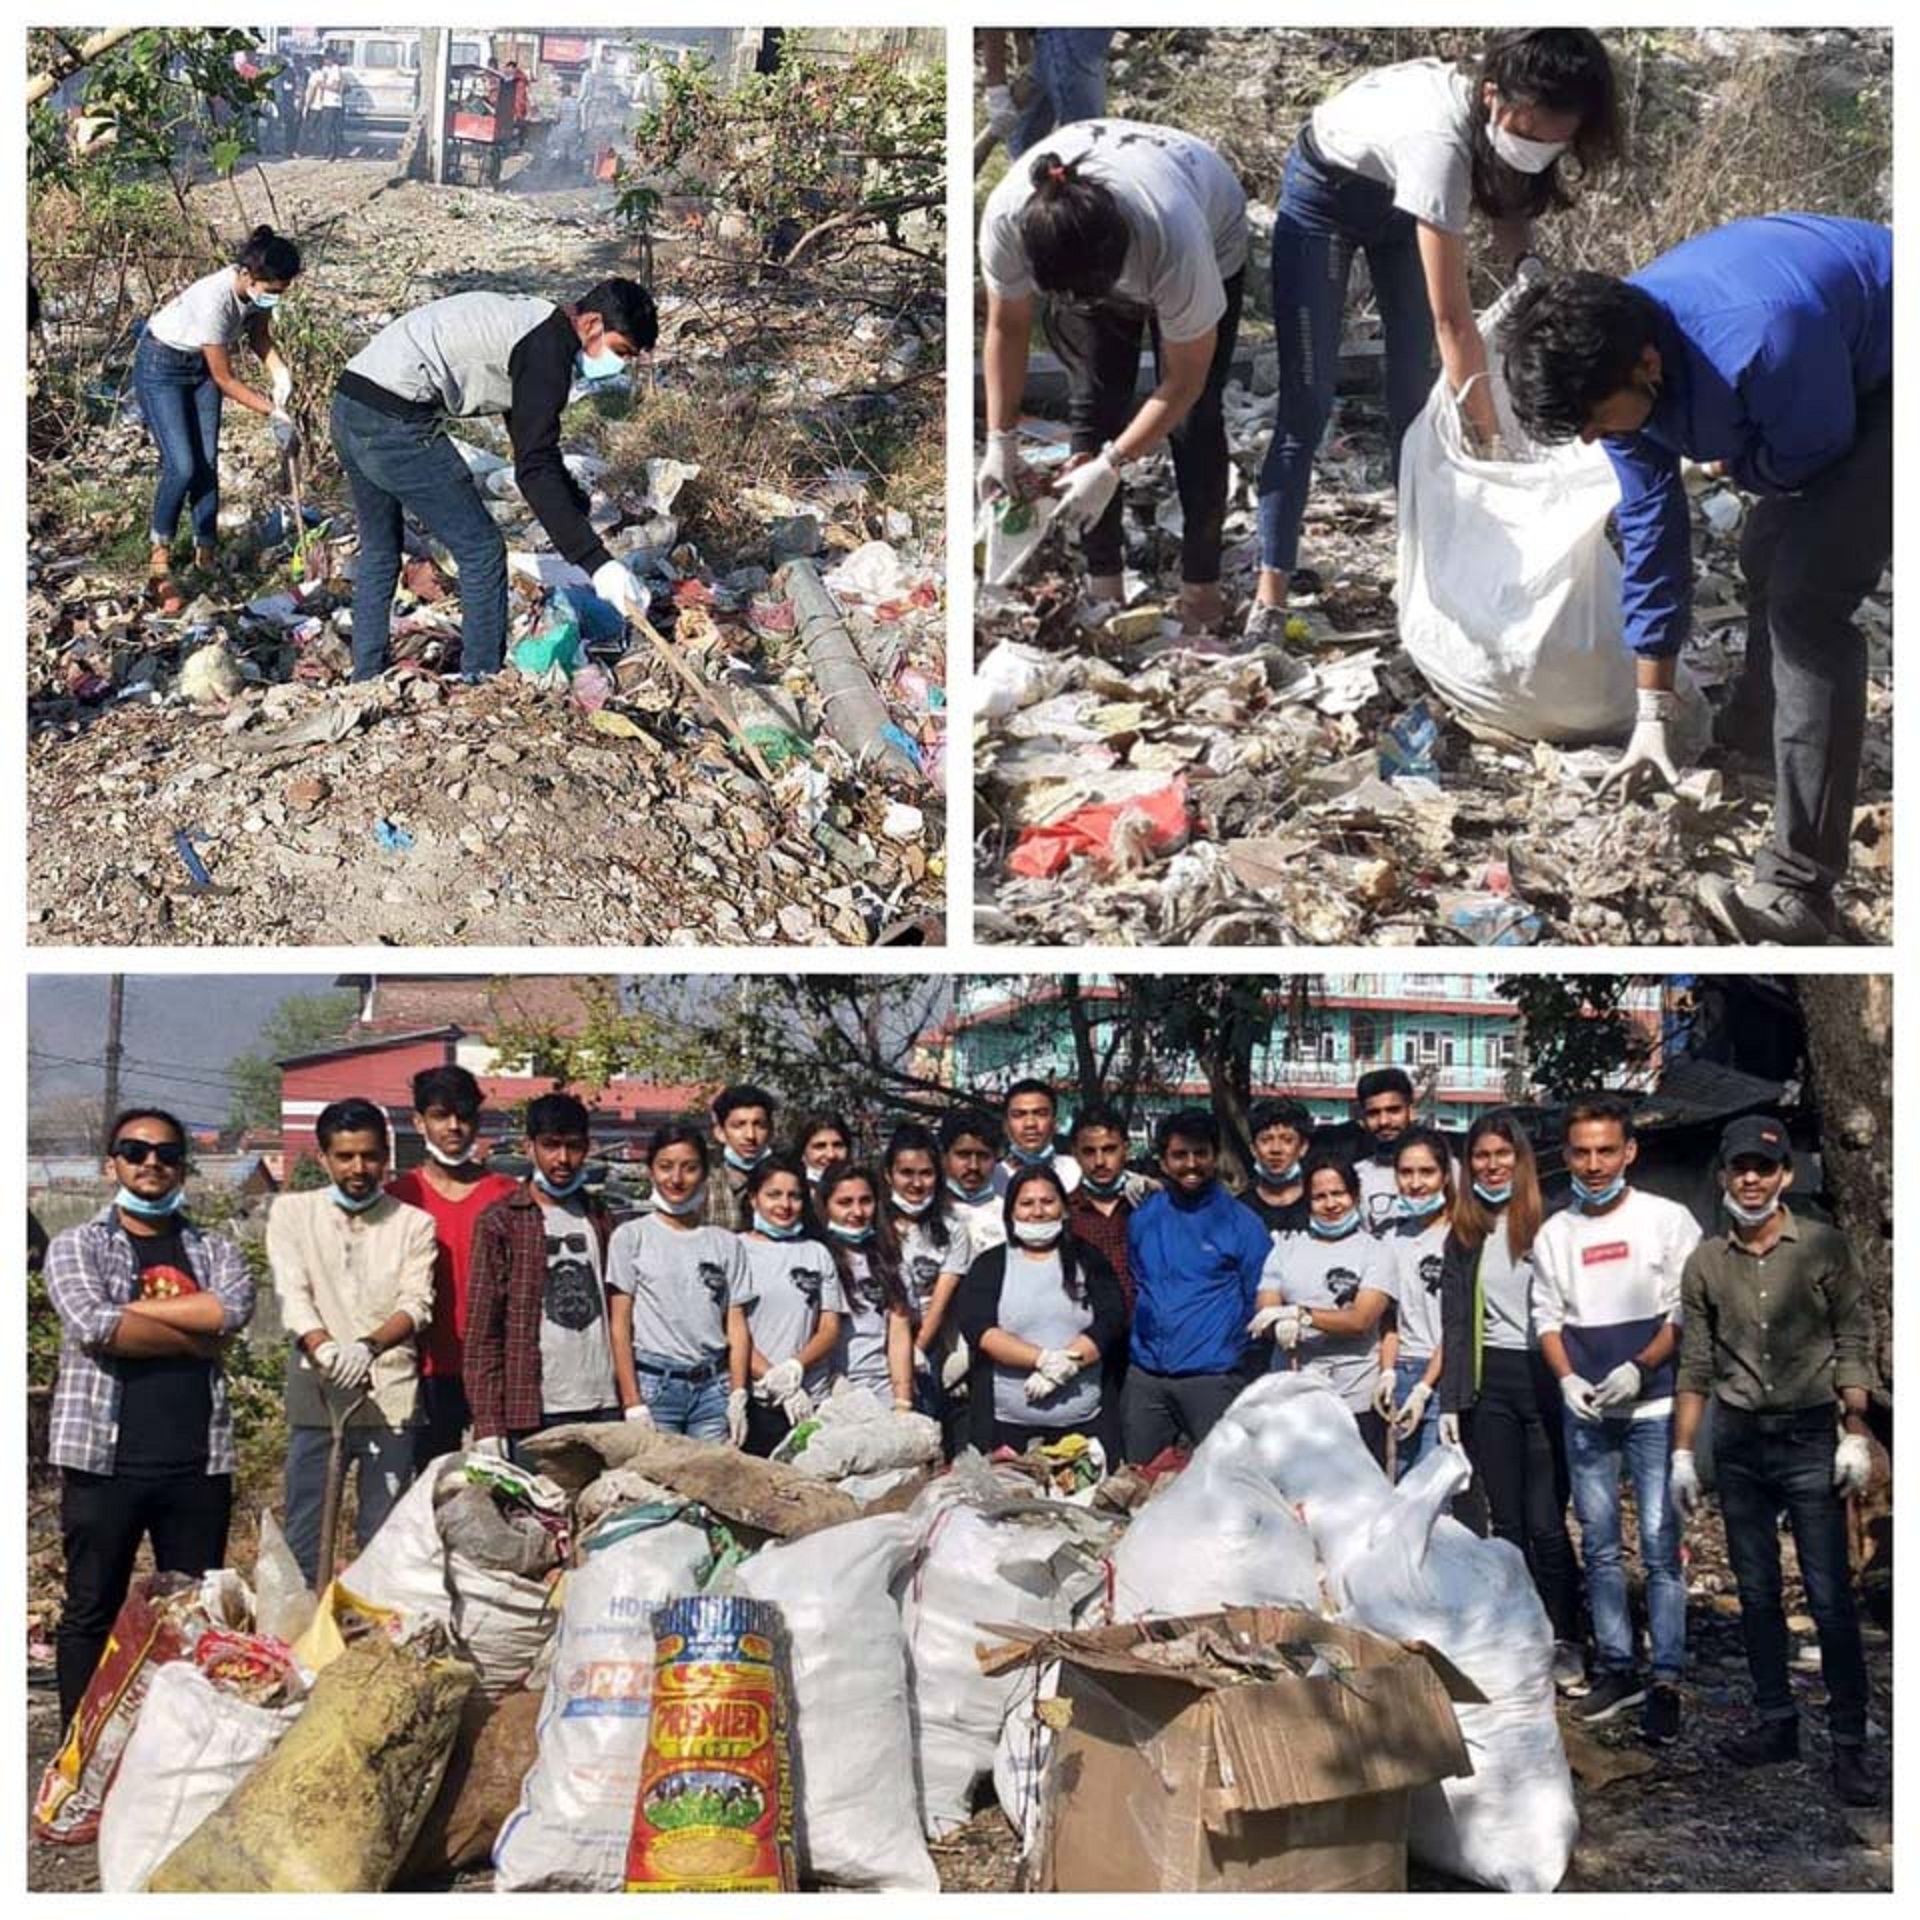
[{"left": 386, "top": 1065, "right": 516, "bottom": 1468}]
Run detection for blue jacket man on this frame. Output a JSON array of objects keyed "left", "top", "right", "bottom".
[
  {"left": 1501, "top": 214, "right": 1892, "bottom": 943},
  {"left": 1122, "top": 1109, "right": 1271, "bottom": 1461}
]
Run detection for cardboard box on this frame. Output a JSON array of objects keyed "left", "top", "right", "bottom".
[{"left": 989, "top": 1607, "right": 1478, "bottom": 1893}]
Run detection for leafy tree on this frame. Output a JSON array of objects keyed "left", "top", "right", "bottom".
[
  {"left": 1495, "top": 975, "right": 1655, "bottom": 1099},
  {"left": 486, "top": 976, "right": 703, "bottom": 1096},
  {"left": 225, "top": 990, "right": 361, "bottom": 1134}
]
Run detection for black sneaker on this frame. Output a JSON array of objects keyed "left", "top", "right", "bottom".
[
  {"left": 1641, "top": 1683, "right": 1682, "bottom": 1745},
  {"left": 1721, "top": 1718, "right": 1798, "bottom": 1768},
  {"left": 1572, "top": 1669, "right": 1646, "bottom": 1724},
  {"left": 1831, "top": 1744, "right": 1878, "bottom": 1807}
]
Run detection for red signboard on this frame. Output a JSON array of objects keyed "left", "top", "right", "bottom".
[{"left": 540, "top": 34, "right": 591, "bottom": 66}]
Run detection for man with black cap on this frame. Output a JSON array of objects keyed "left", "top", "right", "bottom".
[{"left": 1671, "top": 1114, "right": 1878, "bottom": 1806}]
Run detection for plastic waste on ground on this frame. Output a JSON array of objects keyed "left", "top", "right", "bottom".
[
  {"left": 779, "top": 558, "right": 923, "bottom": 787},
  {"left": 1006, "top": 775, "right": 1190, "bottom": 879}
]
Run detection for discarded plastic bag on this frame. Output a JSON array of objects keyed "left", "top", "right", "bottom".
[
  {"left": 977, "top": 639, "right": 1073, "bottom": 721},
  {"left": 1007, "top": 776, "right": 1190, "bottom": 878},
  {"left": 512, "top": 617, "right": 581, "bottom": 677},
  {"left": 775, "top": 1394, "right": 942, "bottom": 1481},
  {"left": 97, "top": 1660, "right": 300, "bottom": 1892},
  {"left": 492, "top": 1507, "right": 712, "bottom": 1891},
  {"left": 252, "top": 1508, "right": 316, "bottom": 1644},
  {"left": 148, "top": 1632, "right": 474, "bottom": 1892},
  {"left": 731, "top": 1513, "right": 937, "bottom": 1891}
]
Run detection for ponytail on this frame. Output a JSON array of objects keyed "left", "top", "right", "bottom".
[
  {"left": 236, "top": 224, "right": 302, "bottom": 282},
  {"left": 1018, "top": 151, "right": 1128, "bottom": 300}
]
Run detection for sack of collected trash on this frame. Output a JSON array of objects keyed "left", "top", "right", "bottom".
[
  {"left": 731, "top": 1513, "right": 937, "bottom": 1891},
  {"left": 96, "top": 1657, "right": 302, "bottom": 1891},
  {"left": 148, "top": 1631, "right": 474, "bottom": 1891},
  {"left": 774, "top": 1391, "right": 942, "bottom": 1485},
  {"left": 900, "top": 1460, "right": 1113, "bottom": 1841},
  {"left": 397, "top": 1687, "right": 543, "bottom": 1883},
  {"left": 294, "top": 1453, "right": 564, "bottom": 1696},
  {"left": 33, "top": 1569, "right": 257, "bottom": 1845},
  {"left": 492, "top": 1505, "right": 712, "bottom": 1891},
  {"left": 1397, "top": 290, "right": 1634, "bottom": 745}
]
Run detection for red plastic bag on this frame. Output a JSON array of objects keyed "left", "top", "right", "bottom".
[{"left": 1006, "top": 778, "right": 1190, "bottom": 879}]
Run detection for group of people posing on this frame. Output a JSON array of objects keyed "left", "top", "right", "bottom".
[
  {"left": 976, "top": 28, "right": 1892, "bottom": 943},
  {"left": 44, "top": 1063, "right": 1878, "bottom": 1801}
]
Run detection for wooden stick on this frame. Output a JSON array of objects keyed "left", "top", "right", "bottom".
[{"left": 631, "top": 611, "right": 776, "bottom": 785}]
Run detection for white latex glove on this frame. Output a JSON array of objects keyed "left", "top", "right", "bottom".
[
  {"left": 940, "top": 1335, "right": 970, "bottom": 1390},
  {"left": 779, "top": 1386, "right": 813, "bottom": 1427},
  {"left": 623, "top": 1400, "right": 655, "bottom": 1426},
  {"left": 1513, "top": 251, "right": 1549, "bottom": 287},
  {"left": 1022, "top": 1367, "right": 1056, "bottom": 1405},
  {"left": 1591, "top": 1360, "right": 1643, "bottom": 1411},
  {"left": 725, "top": 1387, "right": 750, "bottom": 1448},
  {"left": 1036, "top": 1347, "right": 1081, "bottom": 1388},
  {"left": 270, "top": 362, "right": 294, "bottom": 407},
  {"left": 1833, "top": 1432, "right": 1872, "bottom": 1497},
  {"left": 1051, "top": 449, "right": 1121, "bottom": 533},
  {"left": 327, "top": 1339, "right": 375, "bottom": 1391},
  {"left": 1598, "top": 688, "right": 1682, "bottom": 801},
  {"left": 984, "top": 83, "right": 1018, "bottom": 138},
  {"left": 1246, "top": 1304, "right": 1304, "bottom": 1349},
  {"left": 1371, "top": 1372, "right": 1399, "bottom": 1422},
  {"left": 472, "top": 1433, "right": 510, "bottom": 1460},
  {"left": 976, "top": 428, "right": 1029, "bottom": 505},
  {"left": 758, "top": 1357, "right": 804, "bottom": 1404},
  {"left": 1559, "top": 1373, "right": 1603, "bottom": 1424},
  {"left": 1669, "top": 1448, "right": 1701, "bottom": 1521},
  {"left": 310, "top": 1338, "right": 341, "bottom": 1378},
  {"left": 591, "top": 558, "right": 648, "bottom": 620},
  {"left": 269, "top": 408, "right": 299, "bottom": 453},
  {"left": 1391, "top": 1380, "right": 1432, "bottom": 1439},
  {"left": 1438, "top": 1411, "right": 1462, "bottom": 1448}
]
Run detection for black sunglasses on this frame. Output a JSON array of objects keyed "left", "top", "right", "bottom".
[{"left": 113, "top": 1139, "right": 186, "bottom": 1168}]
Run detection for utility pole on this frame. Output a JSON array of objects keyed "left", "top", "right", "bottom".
[{"left": 102, "top": 974, "right": 125, "bottom": 1153}]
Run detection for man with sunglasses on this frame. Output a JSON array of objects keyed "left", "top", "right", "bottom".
[
  {"left": 330, "top": 276, "right": 659, "bottom": 680},
  {"left": 43, "top": 1109, "right": 257, "bottom": 1732}
]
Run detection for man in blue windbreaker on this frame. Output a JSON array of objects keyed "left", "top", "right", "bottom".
[
  {"left": 1121, "top": 1108, "right": 1271, "bottom": 1461},
  {"left": 1500, "top": 214, "right": 1892, "bottom": 944}
]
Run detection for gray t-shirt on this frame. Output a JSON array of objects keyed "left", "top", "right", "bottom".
[
  {"left": 1356, "top": 1157, "right": 1403, "bottom": 1232},
  {"left": 536, "top": 1195, "right": 616, "bottom": 1416},
  {"left": 743, "top": 1234, "right": 847, "bottom": 1396},
  {"left": 1385, "top": 1217, "right": 1451, "bottom": 1360},
  {"left": 990, "top": 1249, "right": 1100, "bottom": 1429},
  {"left": 1264, "top": 1229, "right": 1397, "bottom": 1412},
  {"left": 895, "top": 1214, "right": 973, "bottom": 1322},
  {"left": 606, "top": 1214, "right": 754, "bottom": 1364},
  {"left": 147, "top": 267, "right": 251, "bottom": 352},
  {"left": 1310, "top": 59, "right": 1478, "bottom": 233},
  {"left": 949, "top": 1190, "right": 1007, "bottom": 1256},
  {"left": 1478, "top": 1226, "right": 1536, "bottom": 1353},
  {"left": 979, "top": 119, "right": 1249, "bottom": 343},
  {"left": 344, "top": 290, "right": 558, "bottom": 418},
  {"left": 835, "top": 1250, "right": 897, "bottom": 1405}
]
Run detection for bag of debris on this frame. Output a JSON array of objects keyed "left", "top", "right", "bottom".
[
  {"left": 492, "top": 1506, "right": 712, "bottom": 1891},
  {"left": 96, "top": 1659, "right": 301, "bottom": 1892},
  {"left": 397, "top": 1687, "right": 543, "bottom": 1883},
  {"left": 774, "top": 1392, "right": 942, "bottom": 1482},
  {"left": 295, "top": 1454, "right": 563, "bottom": 1696},
  {"left": 252, "top": 1507, "right": 316, "bottom": 1644},
  {"left": 730, "top": 1513, "right": 938, "bottom": 1891},
  {"left": 899, "top": 1460, "right": 1113, "bottom": 1841},
  {"left": 1397, "top": 295, "right": 1634, "bottom": 745},
  {"left": 148, "top": 1631, "right": 474, "bottom": 1891}
]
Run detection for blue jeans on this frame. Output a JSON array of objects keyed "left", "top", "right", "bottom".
[
  {"left": 1007, "top": 30, "right": 1114, "bottom": 158},
  {"left": 1257, "top": 132, "right": 1437, "bottom": 573},
  {"left": 1565, "top": 1410, "right": 1685, "bottom": 1683},
  {"left": 135, "top": 331, "right": 223, "bottom": 548},
  {"left": 631, "top": 1350, "right": 730, "bottom": 1441},
  {"left": 330, "top": 389, "right": 509, "bottom": 678},
  {"left": 1392, "top": 1353, "right": 1442, "bottom": 1478},
  {"left": 284, "top": 1421, "right": 418, "bottom": 1586}
]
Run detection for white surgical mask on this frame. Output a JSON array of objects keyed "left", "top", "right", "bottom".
[
  {"left": 1487, "top": 107, "right": 1568, "bottom": 174},
  {"left": 424, "top": 1137, "right": 477, "bottom": 1168},
  {"left": 1570, "top": 1172, "right": 1627, "bottom": 1211},
  {"left": 1722, "top": 1191, "right": 1781, "bottom": 1229},
  {"left": 247, "top": 289, "right": 283, "bottom": 310},
  {"left": 723, "top": 1146, "right": 767, "bottom": 1175},
  {"left": 826, "top": 1219, "right": 875, "bottom": 1245},
  {"left": 576, "top": 344, "right": 625, "bottom": 383},
  {"left": 651, "top": 1182, "right": 706, "bottom": 1217},
  {"left": 753, "top": 1210, "right": 804, "bottom": 1240},
  {"left": 1012, "top": 1217, "right": 1064, "bottom": 1248},
  {"left": 329, "top": 1183, "right": 382, "bottom": 1213},
  {"left": 891, "top": 1190, "right": 934, "bottom": 1217},
  {"left": 1396, "top": 1191, "right": 1446, "bottom": 1222},
  {"left": 1309, "top": 1209, "right": 1361, "bottom": 1240},
  {"left": 1473, "top": 1180, "right": 1513, "bottom": 1207},
  {"left": 534, "top": 1167, "right": 590, "bottom": 1200}
]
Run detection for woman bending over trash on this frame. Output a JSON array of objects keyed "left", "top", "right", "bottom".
[
  {"left": 1249, "top": 1152, "right": 1398, "bottom": 1467},
  {"left": 1248, "top": 29, "right": 1620, "bottom": 665},
  {"left": 738, "top": 1154, "right": 845, "bottom": 1458},
  {"left": 955, "top": 1164, "right": 1126, "bottom": 1459},
  {"left": 606, "top": 1125, "right": 755, "bottom": 1445},
  {"left": 136, "top": 225, "right": 302, "bottom": 612},
  {"left": 816, "top": 1163, "right": 916, "bottom": 1414},
  {"left": 977, "top": 121, "right": 1249, "bottom": 637}
]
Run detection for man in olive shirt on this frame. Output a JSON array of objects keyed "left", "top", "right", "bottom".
[{"left": 1670, "top": 1115, "right": 1876, "bottom": 1806}]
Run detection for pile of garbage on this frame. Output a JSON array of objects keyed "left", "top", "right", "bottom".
[{"left": 38, "top": 1380, "right": 1582, "bottom": 1894}]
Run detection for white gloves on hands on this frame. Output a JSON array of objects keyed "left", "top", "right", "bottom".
[
  {"left": 940, "top": 1335, "right": 970, "bottom": 1390},
  {"left": 726, "top": 1387, "right": 750, "bottom": 1448},
  {"left": 1391, "top": 1380, "right": 1433, "bottom": 1439},
  {"left": 1833, "top": 1432, "right": 1873, "bottom": 1497},
  {"left": 1052, "top": 449, "right": 1121, "bottom": 533},
  {"left": 316, "top": 1338, "right": 374, "bottom": 1391},
  {"left": 1669, "top": 1448, "right": 1701, "bottom": 1521},
  {"left": 270, "top": 362, "right": 294, "bottom": 407},
  {"left": 1592, "top": 1360, "right": 1643, "bottom": 1411},
  {"left": 1371, "top": 1373, "right": 1399, "bottom": 1422},
  {"left": 1559, "top": 1373, "right": 1603, "bottom": 1423},
  {"left": 779, "top": 1386, "right": 813, "bottom": 1427},
  {"left": 591, "top": 558, "right": 648, "bottom": 620},
  {"left": 1036, "top": 1347, "right": 1081, "bottom": 1387},
  {"left": 984, "top": 83, "right": 1018, "bottom": 139},
  {"left": 269, "top": 408, "right": 299, "bottom": 453},
  {"left": 757, "top": 1358, "right": 804, "bottom": 1404},
  {"left": 623, "top": 1399, "right": 654, "bottom": 1425},
  {"left": 976, "top": 429, "right": 1029, "bottom": 505},
  {"left": 1246, "top": 1304, "right": 1304, "bottom": 1349},
  {"left": 1598, "top": 688, "right": 1682, "bottom": 801},
  {"left": 472, "top": 1433, "right": 510, "bottom": 1461}
]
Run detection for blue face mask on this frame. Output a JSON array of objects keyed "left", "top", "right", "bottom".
[
  {"left": 576, "top": 344, "right": 625, "bottom": 384},
  {"left": 946, "top": 1176, "right": 993, "bottom": 1204},
  {"left": 1078, "top": 1170, "right": 1128, "bottom": 1198},
  {"left": 533, "top": 1167, "right": 590, "bottom": 1200},
  {"left": 1310, "top": 1209, "right": 1361, "bottom": 1240},
  {"left": 1396, "top": 1191, "right": 1446, "bottom": 1222},
  {"left": 651, "top": 1183, "right": 706, "bottom": 1218},
  {"left": 753, "top": 1210, "right": 804, "bottom": 1240},
  {"left": 1473, "top": 1181, "right": 1513, "bottom": 1207},
  {"left": 1010, "top": 1141, "right": 1056, "bottom": 1166},
  {"left": 248, "top": 289, "right": 282, "bottom": 311},
  {"left": 723, "top": 1146, "right": 768, "bottom": 1175},
  {"left": 1256, "top": 1159, "right": 1303, "bottom": 1189},
  {"left": 330, "top": 1183, "right": 382, "bottom": 1213},
  {"left": 1570, "top": 1172, "right": 1627, "bottom": 1210},
  {"left": 116, "top": 1184, "right": 186, "bottom": 1220},
  {"left": 826, "top": 1219, "right": 875, "bottom": 1245}
]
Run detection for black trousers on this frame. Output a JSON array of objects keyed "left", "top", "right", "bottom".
[
  {"left": 58, "top": 1468, "right": 232, "bottom": 1728},
  {"left": 1463, "top": 1346, "right": 1582, "bottom": 1643},
  {"left": 744, "top": 1400, "right": 794, "bottom": 1459},
  {"left": 1039, "top": 268, "right": 1246, "bottom": 583},
  {"left": 1120, "top": 1364, "right": 1245, "bottom": 1463},
  {"left": 414, "top": 1373, "right": 472, "bottom": 1473}
]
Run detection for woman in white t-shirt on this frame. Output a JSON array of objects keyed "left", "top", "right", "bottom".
[
  {"left": 883, "top": 1122, "right": 972, "bottom": 1445},
  {"left": 135, "top": 225, "right": 302, "bottom": 610},
  {"left": 1374, "top": 1126, "right": 1457, "bottom": 1477},
  {"left": 816, "top": 1163, "right": 914, "bottom": 1412},
  {"left": 1248, "top": 31, "right": 1619, "bottom": 646},
  {"left": 739, "top": 1154, "right": 845, "bottom": 1457},
  {"left": 976, "top": 121, "right": 1250, "bottom": 636}
]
